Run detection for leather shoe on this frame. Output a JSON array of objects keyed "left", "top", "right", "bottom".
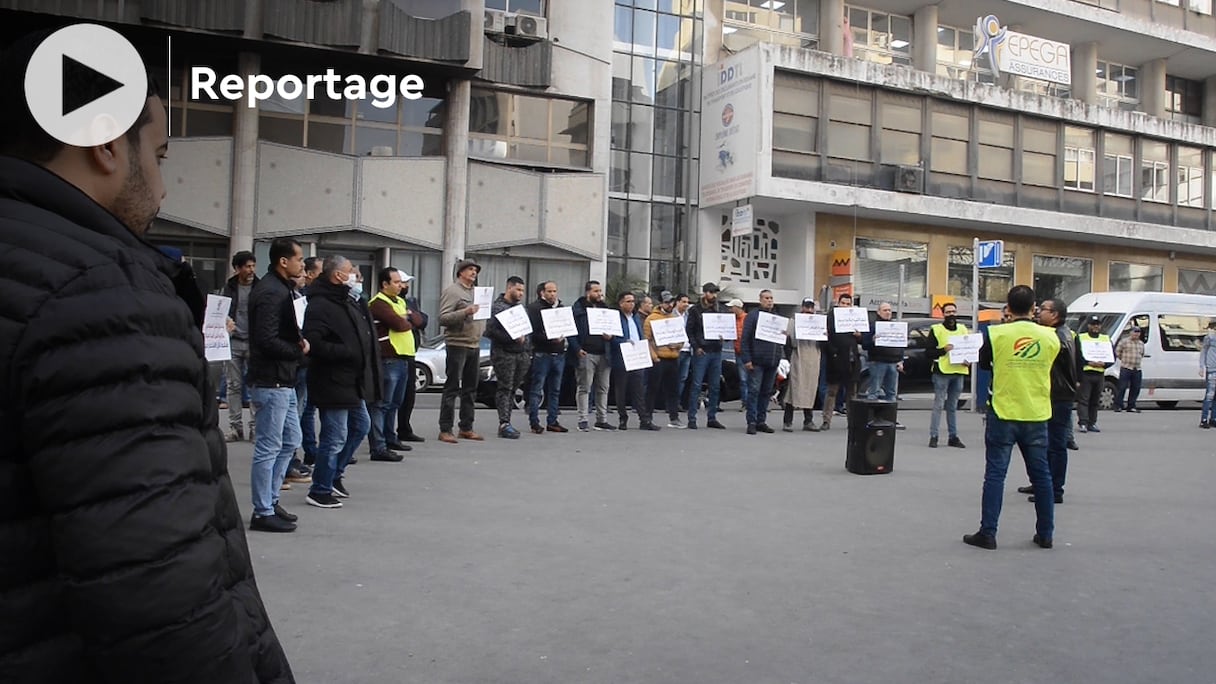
[
  {"left": 458, "top": 430, "right": 484, "bottom": 441},
  {"left": 399, "top": 433, "right": 426, "bottom": 443},
  {"left": 756, "top": 423, "right": 775, "bottom": 433},
  {"left": 438, "top": 432, "right": 458, "bottom": 444},
  {"left": 386, "top": 441, "right": 413, "bottom": 452},
  {"left": 530, "top": 424, "right": 545, "bottom": 435},
  {"left": 963, "top": 531, "right": 997, "bottom": 550},
  {"left": 1017, "top": 485, "right": 1034, "bottom": 494},
  {"left": 546, "top": 423, "right": 569, "bottom": 433},
  {"left": 370, "top": 449, "right": 404, "bottom": 462},
  {"left": 1033, "top": 534, "right": 1053, "bottom": 549},
  {"left": 706, "top": 420, "right": 727, "bottom": 429},
  {"left": 1067, "top": 439, "right": 1079, "bottom": 450},
  {"left": 1028, "top": 494, "right": 1064, "bottom": 504}
]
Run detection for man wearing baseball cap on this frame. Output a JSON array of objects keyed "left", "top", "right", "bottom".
[
  {"left": 1075, "top": 315, "right": 1113, "bottom": 433},
  {"left": 1113, "top": 325, "right": 1146, "bottom": 413}
]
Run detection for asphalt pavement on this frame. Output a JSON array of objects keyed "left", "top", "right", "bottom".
[{"left": 227, "top": 400, "right": 1216, "bottom": 684}]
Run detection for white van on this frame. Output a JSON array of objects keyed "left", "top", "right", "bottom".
[{"left": 1066, "top": 292, "right": 1216, "bottom": 409}]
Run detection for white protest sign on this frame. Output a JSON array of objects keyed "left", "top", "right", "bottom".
[
  {"left": 755, "top": 311, "right": 789, "bottom": 345},
  {"left": 874, "top": 321, "right": 908, "bottom": 347},
  {"left": 702, "top": 313, "right": 737, "bottom": 340},
  {"left": 947, "top": 333, "right": 984, "bottom": 364},
  {"left": 1081, "top": 339, "right": 1114, "bottom": 364},
  {"left": 541, "top": 306, "right": 578, "bottom": 339},
  {"left": 586, "top": 307, "right": 623, "bottom": 336},
  {"left": 795, "top": 313, "right": 828, "bottom": 341},
  {"left": 494, "top": 304, "right": 533, "bottom": 340},
  {"left": 471, "top": 286, "right": 494, "bottom": 320},
  {"left": 649, "top": 316, "right": 688, "bottom": 347},
  {"left": 620, "top": 340, "right": 654, "bottom": 371},
  {"left": 293, "top": 296, "right": 308, "bottom": 330},
  {"left": 203, "top": 294, "right": 232, "bottom": 362},
  {"left": 832, "top": 306, "right": 869, "bottom": 333}
]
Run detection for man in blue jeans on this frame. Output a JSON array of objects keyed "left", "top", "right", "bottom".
[
  {"left": 303, "top": 256, "right": 382, "bottom": 509},
  {"left": 1201, "top": 320, "right": 1216, "bottom": 428},
  {"left": 1015, "top": 298, "right": 1077, "bottom": 505},
  {"left": 527, "top": 280, "right": 569, "bottom": 433},
  {"left": 741, "top": 289, "right": 783, "bottom": 434},
  {"left": 964, "top": 285, "right": 1060, "bottom": 551},
  {"left": 863, "top": 302, "right": 904, "bottom": 402},
  {"left": 367, "top": 266, "right": 422, "bottom": 458},
  {"left": 684, "top": 282, "right": 729, "bottom": 430},
  {"left": 246, "top": 238, "right": 309, "bottom": 532},
  {"left": 925, "top": 302, "right": 969, "bottom": 448}
]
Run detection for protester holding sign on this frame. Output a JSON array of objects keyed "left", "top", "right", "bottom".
[
  {"left": 610, "top": 291, "right": 656, "bottom": 430},
  {"left": 570, "top": 280, "right": 617, "bottom": 432},
  {"left": 644, "top": 291, "right": 686, "bottom": 429},
  {"left": 1075, "top": 315, "right": 1114, "bottom": 433},
  {"left": 862, "top": 302, "right": 905, "bottom": 405},
  {"left": 822, "top": 293, "right": 863, "bottom": 431},
  {"left": 741, "top": 290, "right": 784, "bottom": 435},
  {"left": 782, "top": 298, "right": 822, "bottom": 432},
  {"left": 925, "top": 302, "right": 970, "bottom": 448},
  {"left": 485, "top": 276, "right": 531, "bottom": 439},
  {"left": 684, "top": 282, "right": 729, "bottom": 430},
  {"left": 527, "top": 281, "right": 569, "bottom": 434}
]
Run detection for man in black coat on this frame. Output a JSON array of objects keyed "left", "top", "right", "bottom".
[
  {"left": 395, "top": 274, "right": 429, "bottom": 444},
  {"left": 302, "top": 256, "right": 383, "bottom": 508},
  {"left": 222, "top": 249, "right": 259, "bottom": 441},
  {"left": 822, "top": 292, "right": 863, "bottom": 431},
  {"left": 0, "top": 33, "right": 292, "bottom": 683},
  {"left": 740, "top": 289, "right": 784, "bottom": 434},
  {"left": 526, "top": 280, "right": 570, "bottom": 433},
  {"left": 247, "top": 238, "right": 310, "bottom": 533}
]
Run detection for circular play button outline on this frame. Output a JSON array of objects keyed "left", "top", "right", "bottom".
[{"left": 24, "top": 23, "right": 148, "bottom": 148}]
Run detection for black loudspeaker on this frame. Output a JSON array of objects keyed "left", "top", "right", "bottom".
[{"left": 846, "top": 399, "right": 897, "bottom": 475}]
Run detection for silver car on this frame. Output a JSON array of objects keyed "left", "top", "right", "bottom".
[{"left": 413, "top": 337, "right": 492, "bottom": 392}]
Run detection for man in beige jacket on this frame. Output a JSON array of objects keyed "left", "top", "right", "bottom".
[{"left": 437, "top": 259, "right": 487, "bottom": 443}]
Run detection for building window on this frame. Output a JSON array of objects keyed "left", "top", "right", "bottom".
[
  {"left": 772, "top": 70, "right": 819, "bottom": 154},
  {"left": 1014, "top": 77, "right": 1070, "bottom": 100},
  {"left": 827, "top": 82, "right": 873, "bottom": 161},
  {"left": 855, "top": 237, "right": 928, "bottom": 298},
  {"left": 1157, "top": 314, "right": 1208, "bottom": 352},
  {"left": 168, "top": 65, "right": 234, "bottom": 137},
  {"left": 1189, "top": 0, "right": 1214, "bottom": 13},
  {"left": 1109, "top": 262, "right": 1164, "bottom": 292},
  {"left": 846, "top": 5, "right": 912, "bottom": 67},
  {"left": 930, "top": 101, "right": 969, "bottom": 175},
  {"left": 947, "top": 246, "right": 1015, "bottom": 302},
  {"left": 935, "top": 25, "right": 993, "bottom": 84},
  {"left": 1179, "top": 268, "right": 1216, "bottom": 295},
  {"left": 723, "top": 0, "right": 819, "bottom": 52},
  {"left": 1073, "top": 0, "right": 1119, "bottom": 8},
  {"left": 1022, "top": 118, "right": 1058, "bottom": 188},
  {"left": 1063, "top": 126, "right": 1095, "bottom": 192},
  {"left": 1178, "top": 146, "right": 1205, "bottom": 209},
  {"left": 1140, "top": 140, "right": 1170, "bottom": 204},
  {"left": 485, "top": 0, "right": 545, "bottom": 16},
  {"left": 1165, "top": 76, "right": 1203, "bottom": 124},
  {"left": 1096, "top": 61, "right": 1139, "bottom": 111},
  {"left": 976, "top": 111, "right": 1014, "bottom": 182},
  {"left": 879, "top": 93, "right": 922, "bottom": 166},
  {"left": 468, "top": 88, "right": 591, "bottom": 169},
  {"left": 1033, "top": 254, "right": 1092, "bottom": 305},
  {"left": 1103, "top": 133, "right": 1134, "bottom": 197}
]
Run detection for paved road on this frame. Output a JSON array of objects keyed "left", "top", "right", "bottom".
[{"left": 228, "top": 403, "right": 1216, "bottom": 684}]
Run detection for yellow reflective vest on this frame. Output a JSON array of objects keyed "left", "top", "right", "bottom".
[
  {"left": 369, "top": 291, "right": 416, "bottom": 357},
  {"left": 988, "top": 320, "right": 1059, "bottom": 422},
  {"left": 1078, "top": 333, "right": 1112, "bottom": 373},
  {"left": 931, "top": 322, "right": 970, "bottom": 375}
]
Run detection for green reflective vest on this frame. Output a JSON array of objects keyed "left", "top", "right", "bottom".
[
  {"left": 369, "top": 291, "right": 416, "bottom": 357},
  {"left": 931, "top": 322, "right": 970, "bottom": 375},
  {"left": 988, "top": 320, "right": 1059, "bottom": 422}
]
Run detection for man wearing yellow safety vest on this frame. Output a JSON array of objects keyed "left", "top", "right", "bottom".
[
  {"left": 1075, "top": 315, "right": 1114, "bottom": 433},
  {"left": 925, "top": 301, "right": 969, "bottom": 448},
  {"left": 964, "top": 285, "right": 1061, "bottom": 551},
  {"left": 367, "top": 267, "right": 425, "bottom": 460}
]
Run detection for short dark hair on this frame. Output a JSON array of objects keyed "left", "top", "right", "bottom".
[
  {"left": 838, "top": 293, "right": 852, "bottom": 303},
  {"left": 0, "top": 29, "right": 161, "bottom": 162},
  {"left": 941, "top": 302, "right": 958, "bottom": 312},
  {"left": 1045, "top": 298, "right": 1067, "bottom": 320},
  {"left": 267, "top": 240, "right": 300, "bottom": 268},
  {"left": 1007, "top": 285, "right": 1035, "bottom": 316},
  {"left": 304, "top": 256, "right": 322, "bottom": 274},
  {"left": 585, "top": 280, "right": 600, "bottom": 293},
  {"left": 507, "top": 275, "right": 525, "bottom": 286},
  {"left": 232, "top": 250, "right": 255, "bottom": 269},
  {"left": 378, "top": 267, "right": 399, "bottom": 288},
  {"left": 617, "top": 291, "right": 636, "bottom": 304},
  {"left": 536, "top": 280, "right": 555, "bottom": 297}
]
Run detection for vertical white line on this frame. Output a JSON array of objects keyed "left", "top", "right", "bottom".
[{"left": 167, "top": 35, "right": 172, "bottom": 137}]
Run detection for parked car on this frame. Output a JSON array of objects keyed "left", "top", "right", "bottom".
[
  {"left": 858, "top": 317, "right": 974, "bottom": 400},
  {"left": 414, "top": 337, "right": 492, "bottom": 392}
]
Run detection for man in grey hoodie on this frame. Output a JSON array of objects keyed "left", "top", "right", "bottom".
[
  {"left": 438, "top": 259, "right": 487, "bottom": 443},
  {"left": 1200, "top": 320, "right": 1216, "bottom": 428}
]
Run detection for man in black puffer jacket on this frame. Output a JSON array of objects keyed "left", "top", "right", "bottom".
[
  {"left": 0, "top": 31, "right": 292, "bottom": 684},
  {"left": 302, "top": 256, "right": 383, "bottom": 508}
]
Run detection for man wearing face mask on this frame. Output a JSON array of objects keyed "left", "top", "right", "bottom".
[
  {"left": 303, "top": 256, "right": 382, "bottom": 508},
  {"left": 925, "top": 302, "right": 969, "bottom": 448}
]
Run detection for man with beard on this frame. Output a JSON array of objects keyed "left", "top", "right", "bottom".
[
  {"left": 367, "top": 267, "right": 423, "bottom": 458},
  {"left": 570, "top": 280, "right": 616, "bottom": 432},
  {"left": 644, "top": 291, "right": 685, "bottom": 430},
  {"left": 925, "top": 301, "right": 969, "bottom": 448},
  {"left": 221, "top": 250, "right": 258, "bottom": 441},
  {"left": 438, "top": 259, "right": 485, "bottom": 443},
  {"left": 822, "top": 293, "right": 863, "bottom": 431},
  {"left": 486, "top": 276, "right": 531, "bottom": 438},
  {"left": 527, "top": 281, "right": 570, "bottom": 434},
  {"left": 684, "top": 283, "right": 729, "bottom": 430},
  {"left": 0, "top": 33, "right": 292, "bottom": 682},
  {"left": 741, "top": 290, "right": 783, "bottom": 435},
  {"left": 782, "top": 298, "right": 822, "bottom": 432},
  {"left": 394, "top": 271, "right": 429, "bottom": 444}
]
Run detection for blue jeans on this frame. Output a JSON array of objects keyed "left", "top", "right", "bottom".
[
  {"left": 1203, "top": 371, "right": 1216, "bottom": 423},
  {"left": 687, "top": 350, "right": 723, "bottom": 423},
  {"left": 1114, "top": 367, "right": 1142, "bottom": 410},
  {"left": 746, "top": 364, "right": 778, "bottom": 427},
  {"left": 930, "top": 373, "right": 964, "bottom": 439},
  {"left": 867, "top": 361, "right": 899, "bottom": 401},
  {"left": 249, "top": 386, "right": 301, "bottom": 517},
  {"left": 311, "top": 402, "right": 371, "bottom": 496},
  {"left": 295, "top": 367, "right": 317, "bottom": 460},
  {"left": 529, "top": 353, "right": 566, "bottom": 426},
  {"left": 369, "top": 359, "right": 409, "bottom": 451},
  {"left": 1047, "top": 399, "right": 1072, "bottom": 496},
  {"left": 737, "top": 361, "right": 752, "bottom": 412},
  {"left": 981, "top": 411, "right": 1053, "bottom": 539},
  {"left": 677, "top": 352, "right": 692, "bottom": 410}
]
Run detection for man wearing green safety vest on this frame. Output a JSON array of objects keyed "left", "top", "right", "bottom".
[
  {"left": 964, "top": 285, "right": 1061, "bottom": 551},
  {"left": 1075, "top": 316, "right": 1114, "bottom": 433},
  {"left": 926, "top": 301, "right": 970, "bottom": 448},
  {"left": 367, "top": 267, "right": 425, "bottom": 461}
]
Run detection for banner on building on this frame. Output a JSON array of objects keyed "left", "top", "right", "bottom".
[
  {"left": 974, "top": 15, "right": 1071, "bottom": 85},
  {"left": 699, "top": 49, "right": 761, "bottom": 207}
]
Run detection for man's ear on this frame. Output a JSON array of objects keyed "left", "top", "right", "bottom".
[{"left": 88, "top": 138, "right": 123, "bottom": 175}]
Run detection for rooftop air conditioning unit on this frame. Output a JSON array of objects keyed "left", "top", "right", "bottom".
[
  {"left": 485, "top": 8, "right": 507, "bottom": 33},
  {"left": 895, "top": 164, "right": 923, "bottom": 193},
  {"left": 507, "top": 13, "right": 548, "bottom": 39}
]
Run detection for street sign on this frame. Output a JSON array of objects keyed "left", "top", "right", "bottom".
[
  {"left": 977, "top": 240, "right": 1004, "bottom": 269},
  {"left": 731, "top": 204, "right": 754, "bottom": 237}
]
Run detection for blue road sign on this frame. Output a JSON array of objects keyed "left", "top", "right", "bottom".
[{"left": 977, "top": 240, "right": 1004, "bottom": 269}]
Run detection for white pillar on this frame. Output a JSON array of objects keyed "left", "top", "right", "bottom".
[{"left": 442, "top": 79, "right": 471, "bottom": 278}]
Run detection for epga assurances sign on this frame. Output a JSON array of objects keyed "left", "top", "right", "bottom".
[{"left": 973, "top": 15, "right": 1071, "bottom": 86}]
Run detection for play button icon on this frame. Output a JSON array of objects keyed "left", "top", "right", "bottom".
[{"left": 24, "top": 24, "right": 149, "bottom": 147}]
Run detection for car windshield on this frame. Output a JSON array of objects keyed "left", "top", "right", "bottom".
[{"left": 1065, "top": 312, "right": 1122, "bottom": 337}]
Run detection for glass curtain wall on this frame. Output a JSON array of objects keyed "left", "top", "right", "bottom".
[{"left": 611, "top": 0, "right": 704, "bottom": 296}]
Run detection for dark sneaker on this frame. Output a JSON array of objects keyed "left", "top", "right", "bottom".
[
  {"left": 400, "top": 433, "right": 427, "bottom": 443},
  {"left": 546, "top": 423, "right": 569, "bottom": 433},
  {"left": 618, "top": 420, "right": 628, "bottom": 431},
  {"left": 303, "top": 452, "right": 316, "bottom": 466},
  {"left": 577, "top": 421, "right": 590, "bottom": 432},
  {"left": 594, "top": 421, "right": 617, "bottom": 431},
  {"left": 1067, "top": 439, "right": 1079, "bottom": 450},
  {"left": 687, "top": 420, "right": 698, "bottom": 430},
  {"left": 639, "top": 422, "right": 661, "bottom": 431},
  {"left": 666, "top": 420, "right": 686, "bottom": 429},
  {"left": 370, "top": 449, "right": 404, "bottom": 462},
  {"left": 963, "top": 531, "right": 997, "bottom": 550},
  {"left": 1028, "top": 494, "right": 1064, "bottom": 504},
  {"left": 306, "top": 492, "right": 343, "bottom": 509},
  {"left": 386, "top": 441, "right": 413, "bottom": 452},
  {"left": 948, "top": 436, "right": 966, "bottom": 448},
  {"left": 273, "top": 503, "right": 298, "bottom": 522},
  {"left": 746, "top": 424, "right": 757, "bottom": 435},
  {"left": 332, "top": 478, "right": 350, "bottom": 498},
  {"left": 499, "top": 424, "right": 521, "bottom": 439},
  {"left": 1017, "top": 485, "right": 1034, "bottom": 494},
  {"left": 251, "top": 513, "right": 296, "bottom": 532},
  {"left": 929, "top": 437, "right": 938, "bottom": 448},
  {"left": 1088, "top": 424, "right": 1101, "bottom": 433},
  {"left": 1203, "top": 421, "right": 1212, "bottom": 429},
  {"left": 286, "top": 468, "right": 311, "bottom": 484},
  {"left": 1033, "top": 534, "right": 1053, "bottom": 549},
  {"left": 706, "top": 420, "right": 726, "bottom": 430},
  {"left": 820, "top": 423, "right": 831, "bottom": 431},
  {"left": 1077, "top": 424, "right": 1088, "bottom": 433},
  {"left": 756, "top": 423, "right": 775, "bottom": 434},
  {"left": 530, "top": 424, "right": 545, "bottom": 435}
]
